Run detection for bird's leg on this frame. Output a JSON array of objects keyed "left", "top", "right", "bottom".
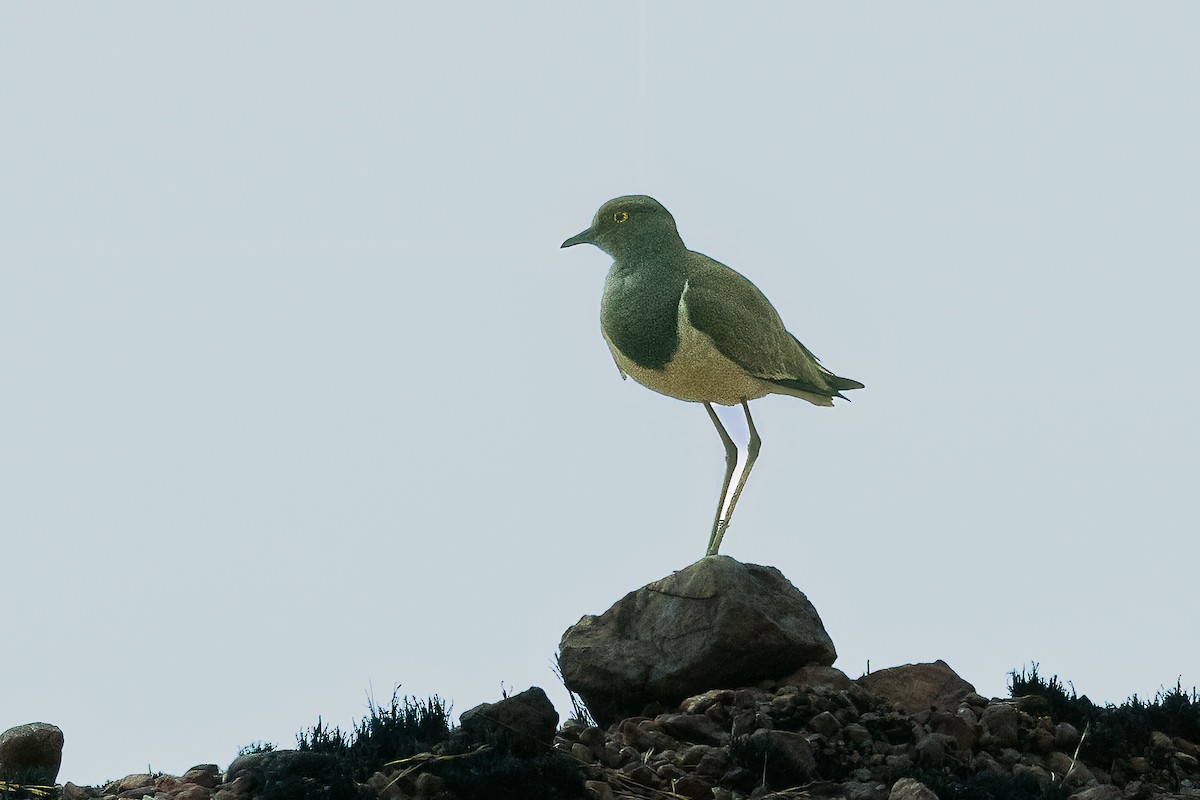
[
  {"left": 704, "top": 402, "right": 738, "bottom": 557},
  {"left": 708, "top": 400, "right": 762, "bottom": 556}
]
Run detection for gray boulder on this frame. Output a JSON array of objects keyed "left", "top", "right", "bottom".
[
  {"left": 458, "top": 686, "right": 559, "bottom": 756},
  {"left": 558, "top": 555, "right": 836, "bottom": 724},
  {"left": 856, "top": 660, "right": 976, "bottom": 714},
  {"left": 0, "top": 722, "right": 64, "bottom": 785}
]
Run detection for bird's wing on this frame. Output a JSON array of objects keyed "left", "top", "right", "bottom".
[{"left": 682, "top": 253, "right": 835, "bottom": 395}]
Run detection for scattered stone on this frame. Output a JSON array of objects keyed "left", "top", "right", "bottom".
[
  {"left": 1054, "top": 721, "right": 1081, "bottom": 752},
  {"left": 1074, "top": 785, "right": 1124, "bottom": 800},
  {"left": 559, "top": 556, "right": 836, "bottom": 724},
  {"left": 930, "top": 709, "right": 978, "bottom": 752},
  {"left": 458, "top": 685, "right": 559, "bottom": 755},
  {"left": 659, "top": 713, "right": 729, "bottom": 745},
  {"left": 780, "top": 665, "right": 854, "bottom": 692},
  {"left": 980, "top": 702, "right": 1021, "bottom": 748},
  {"left": 856, "top": 661, "right": 976, "bottom": 715},
  {"left": 1176, "top": 736, "right": 1200, "bottom": 759},
  {"left": 1014, "top": 762, "right": 1047, "bottom": 783},
  {"left": 61, "top": 784, "right": 91, "bottom": 800},
  {"left": 180, "top": 766, "right": 219, "bottom": 789},
  {"left": 889, "top": 777, "right": 939, "bottom": 800},
  {"left": 103, "top": 773, "right": 155, "bottom": 795},
  {"left": 0, "top": 722, "right": 65, "bottom": 785},
  {"left": 1150, "top": 730, "right": 1174, "bottom": 751},
  {"left": 747, "top": 728, "right": 817, "bottom": 775},
  {"left": 915, "top": 733, "right": 946, "bottom": 768},
  {"left": 168, "top": 785, "right": 213, "bottom": 800},
  {"left": 584, "top": 779, "right": 615, "bottom": 800},
  {"left": 670, "top": 774, "right": 713, "bottom": 800}
]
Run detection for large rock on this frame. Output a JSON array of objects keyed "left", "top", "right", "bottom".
[
  {"left": 0, "top": 722, "right": 64, "bottom": 785},
  {"left": 225, "top": 749, "right": 358, "bottom": 800},
  {"left": 558, "top": 556, "right": 836, "bottom": 724},
  {"left": 855, "top": 660, "right": 976, "bottom": 714},
  {"left": 458, "top": 686, "right": 559, "bottom": 756}
]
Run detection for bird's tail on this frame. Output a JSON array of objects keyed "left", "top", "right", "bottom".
[{"left": 827, "top": 374, "right": 865, "bottom": 393}]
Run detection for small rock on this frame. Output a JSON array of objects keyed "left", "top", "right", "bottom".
[
  {"left": 1172, "top": 751, "right": 1200, "bottom": 770},
  {"left": 571, "top": 742, "right": 593, "bottom": 762},
  {"left": 748, "top": 729, "right": 816, "bottom": 776},
  {"left": 670, "top": 775, "right": 714, "bottom": 800},
  {"left": 584, "top": 779, "right": 615, "bottom": 800},
  {"left": 1048, "top": 751, "right": 1074, "bottom": 775},
  {"left": 657, "top": 762, "right": 686, "bottom": 782},
  {"left": 679, "top": 744, "right": 711, "bottom": 766},
  {"left": 1055, "top": 722, "right": 1081, "bottom": 751},
  {"left": 780, "top": 665, "right": 854, "bottom": 692},
  {"left": 730, "top": 709, "right": 757, "bottom": 738},
  {"left": 963, "top": 692, "right": 989, "bottom": 708},
  {"left": 997, "top": 747, "right": 1022, "bottom": 767},
  {"left": 1013, "top": 763, "right": 1050, "bottom": 788},
  {"left": 414, "top": 772, "right": 443, "bottom": 795},
  {"left": 619, "top": 718, "right": 680, "bottom": 752},
  {"left": 980, "top": 703, "right": 1021, "bottom": 748},
  {"left": 1149, "top": 730, "right": 1173, "bottom": 751},
  {"left": 1015, "top": 694, "right": 1051, "bottom": 716},
  {"left": 931, "top": 710, "right": 978, "bottom": 752},
  {"left": 695, "top": 748, "right": 730, "bottom": 779},
  {"left": 855, "top": 661, "right": 976, "bottom": 715},
  {"left": 845, "top": 779, "right": 890, "bottom": 800},
  {"left": 1073, "top": 786, "right": 1124, "bottom": 800},
  {"left": 104, "top": 774, "right": 156, "bottom": 794},
  {"left": 809, "top": 710, "right": 842, "bottom": 739},
  {"left": 845, "top": 723, "right": 873, "bottom": 749},
  {"left": 168, "top": 785, "right": 213, "bottom": 800},
  {"left": 0, "top": 722, "right": 65, "bottom": 785},
  {"left": 61, "top": 784, "right": 90, "bottom": 800},
  {"left": 600, "top": 742, "right": 624, "bottom": 767},
  {"left": 1126, "top": 756, "right": 1151, "bottom": 775},
  {"left": 915, "top": 734, "right": 945, "bottom": 768},
  {"left": 659, "top": 713, "right": 729, "bottom": 745},
  {"left": 156, "top": 775, "right": 182, "bottom": 792},
  {"left": 889, "top": 777, "right": 939, "bottom": 800},
  {"left": 628, "top": 763, "right": 659, "bottom": 787},
  {"left": 579, "top": 726, "right": 605, "bottom": 749},
  {"left": 971, "top": 751, "right": 1003, "bottom": 775},
  {"left": 1030, "top": 727, "right": 1056, "bottom": 753},
  {"left": 680, "top": 689, "right": 735, "bottom": 715},
  {"left": 182, "top": 767, "right": 220, "bottom": 796},
  {"left": 1175, "top": 736, "right": 1200, "bottom": 759}
]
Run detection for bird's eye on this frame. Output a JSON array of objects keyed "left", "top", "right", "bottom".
[{"left": 613, "top": 211, "right": 629, "bottom": 223}]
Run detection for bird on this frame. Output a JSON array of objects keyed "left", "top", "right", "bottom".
[{"left": 561, "top": 195, "right": 863, "bottom": 557}]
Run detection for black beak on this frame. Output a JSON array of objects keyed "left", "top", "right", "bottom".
[{"left": 561, "top": 228, "right": 596, "bottom": 248}]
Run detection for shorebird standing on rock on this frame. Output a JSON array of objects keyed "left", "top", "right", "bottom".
[{"left": 562, "top": 195, "right": 863, "bottom": 556}]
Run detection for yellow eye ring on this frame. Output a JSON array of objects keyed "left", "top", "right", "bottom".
[{"left": 614, "top": 211, "right": 629, "bottom": 223}]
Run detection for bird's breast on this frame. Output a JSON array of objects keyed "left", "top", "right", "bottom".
[
  {"left": 604, "top": 287, "right": 770, "bottom": 406},
  {"left": 599, "top": 265, "right": 682, "bottom": 371}
]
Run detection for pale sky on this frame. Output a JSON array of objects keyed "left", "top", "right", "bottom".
[{"left": 2, "top": 3, "right": 1198, "bottom": 786}]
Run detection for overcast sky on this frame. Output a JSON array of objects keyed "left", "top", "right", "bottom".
[{"left": 2, "top": 3, "right": 1198, "bottom": 786}]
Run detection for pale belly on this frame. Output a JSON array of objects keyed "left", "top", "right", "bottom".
[{"left": 603, "top": 310, "right": 770, "bottom": 406}]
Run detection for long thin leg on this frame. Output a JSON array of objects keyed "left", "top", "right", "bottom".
[
  {"left": 708, "top": 400, "right": 762, "bottom": 556},
  {"left": 703, "top": 402, "right": 738, "bottom": 557}
]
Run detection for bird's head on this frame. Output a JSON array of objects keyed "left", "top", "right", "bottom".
[{"left": 561, "top": 195, "right": 684, "bottom": 258}]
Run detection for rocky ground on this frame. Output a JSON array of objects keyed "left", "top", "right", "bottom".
[
  {"left": 4, "top": 557, "right": 1196, "bottom": 799},
  {"left": 5, "top": 661, "right": 1199, "bottom": 800}
]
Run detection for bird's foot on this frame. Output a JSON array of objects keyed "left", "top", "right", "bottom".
[{"left": 706, "top": 520, "right": 730, "bottom": 557}]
